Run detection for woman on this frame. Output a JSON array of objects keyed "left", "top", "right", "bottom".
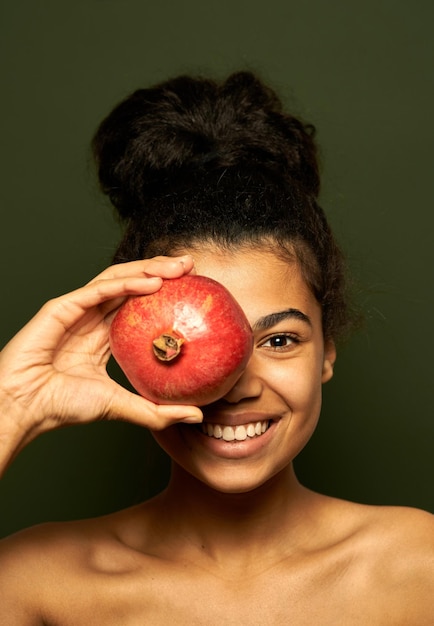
[{"left": 0, "top": 72, "right": 433, "bottom": 624}]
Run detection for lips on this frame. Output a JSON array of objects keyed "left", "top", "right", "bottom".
[{"left": 201, "top": 420, "right": 270, "bottom": 441}]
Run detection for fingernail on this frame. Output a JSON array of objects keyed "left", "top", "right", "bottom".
[
  {"left": 182, "top": 415, "right": 203, "bottom": 424},
  {"left": 179, "top": 254, "right": 193, "bottom": 266}
]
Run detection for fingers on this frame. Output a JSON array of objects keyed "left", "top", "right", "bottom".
[
  {"left": 11, "top": 255, "right": 195, "bottom": 347},
  {"left": 24, "top": 255, "right": 195, "bottom": 335},
  {"left": 0, "top": 254, "right": 203, "bottom": 461},
  {"left": 104, "top": 387, "right": 203, "bottom": 430},
  {"left": 155, "top": 403, "right": 204, "bottom": 428},
  {"left": 87, "top": 255, "right": 195, "bottom": 285},
  {"left": 80, "top": 255, "right": 196, "bottom": 319}
]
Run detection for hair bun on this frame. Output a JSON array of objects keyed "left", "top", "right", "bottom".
[{"left": 92, "top": 71, "right": 320, "bottom": 219}]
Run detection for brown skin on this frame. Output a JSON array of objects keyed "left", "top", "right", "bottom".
[
  {"left": 0, "top": 248, "right": 433, "bottom": 625},
  {"left": 0, "top": 256, "right": 203, "bottom": 476}
]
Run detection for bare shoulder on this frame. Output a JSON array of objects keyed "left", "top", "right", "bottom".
[
  {"left": 0, "top": 524, "right": 61, "bottom": 623},
  {"left": 306, "top": 494, "right": 434, "bottom": 623},
  {"left": 0, "top": 520, "right": 90, "bottom": 623},
  {"left": 0, "top": 509, "right": 143, "bottom": 624},
  {"left": 347, "top": 501, "right": 434, "bottom": 622},
  {"left": 333, "top": 498, "right": 434, "bottom": 570},
  {"left": 364, "top": 503, "right": 434, "bottom": 559}
]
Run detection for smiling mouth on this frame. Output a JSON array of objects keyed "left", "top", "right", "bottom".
[{"left": 201, "top": 420, "right": 270, "bottom": 441}]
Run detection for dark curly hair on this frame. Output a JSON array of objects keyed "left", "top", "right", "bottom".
[{"left": 92, "top": 71, "right": 353, "bottom": 340}]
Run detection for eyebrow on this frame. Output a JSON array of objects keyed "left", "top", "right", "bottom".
[{"left": 252, "top": 308, "right": 312, "bottom": 332}]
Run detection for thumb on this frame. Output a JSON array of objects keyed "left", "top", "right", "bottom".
[{"left": 105, "top": 389, "right": 203, "bottom": 430}]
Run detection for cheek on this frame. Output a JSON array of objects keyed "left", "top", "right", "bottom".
[
  {"left": 273, "top": 359, "right": 324, "bottom": 456},
  {"left": 266, "top": 356, "right": 324, "bottom": 415}
]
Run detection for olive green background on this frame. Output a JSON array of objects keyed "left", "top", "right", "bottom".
[{"left": 1, "top": 1, "right": 433, "bottom": 537}]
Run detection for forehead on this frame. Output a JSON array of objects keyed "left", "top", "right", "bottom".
[{"left": 185, "top": 246, "right": 322, "bottom": 326}]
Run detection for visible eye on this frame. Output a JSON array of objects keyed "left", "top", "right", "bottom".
[{"left": 259, "top": 333, "right": 299, "bottom": 352}]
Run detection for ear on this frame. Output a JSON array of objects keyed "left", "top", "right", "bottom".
[{"left": 322, "top": 339, "right": 336, "bottom": 383}]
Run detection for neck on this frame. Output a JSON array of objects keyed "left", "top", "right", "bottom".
[{"left": 151, "top": 463, "right": 315, "bottom": 569}]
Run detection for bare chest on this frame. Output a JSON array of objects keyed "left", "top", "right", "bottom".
[{"left": 44, "top": 560, "right": 406, "bottom": 626}]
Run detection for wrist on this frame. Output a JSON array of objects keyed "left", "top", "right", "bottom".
[{"left": 0, "top": 390, "right": 39, "bottom": 476}]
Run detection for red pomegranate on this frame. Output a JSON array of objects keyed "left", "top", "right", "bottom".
[{"left": 109, "top": 274, "right": 253, "bottom": 406}]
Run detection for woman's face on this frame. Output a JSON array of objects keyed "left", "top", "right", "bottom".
[{"left": 152, "top": 246, "right": 336, "bottom": 493}]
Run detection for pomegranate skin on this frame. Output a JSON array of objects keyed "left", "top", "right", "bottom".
[{"left": 109, "top": 275, "right": 253, "bottom": 406}]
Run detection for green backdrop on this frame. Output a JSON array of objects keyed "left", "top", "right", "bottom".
[{"left": 1, "top": 0, "right": 433, "bottom": 538}]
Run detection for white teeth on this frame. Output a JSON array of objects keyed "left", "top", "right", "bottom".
[
  {"left": 214, "top": 424, "right": 223, "bottom": 439},
  {"left": 222, "top": 426, "right": 235, "bottom": 442},
  {"left": 234, "top": 425, "right": 247, "bottom": 441},
  {"left": 246, "top": 423, "right": 256, "bottom": 437},
  {"left": 201, "top": 420, "right": 270, "bottom": 441}
]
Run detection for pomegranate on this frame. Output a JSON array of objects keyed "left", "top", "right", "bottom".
[{"left": 109, "top": 275, "right": 253, "bottom": 406}]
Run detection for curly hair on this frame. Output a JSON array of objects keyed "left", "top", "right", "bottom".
[{"left": 92, "top": 71, "right": 353, "bottom": 340}]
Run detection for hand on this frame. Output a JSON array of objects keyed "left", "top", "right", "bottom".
[{"left": 0, "top": 256, "right": 203, "bottom": 473}]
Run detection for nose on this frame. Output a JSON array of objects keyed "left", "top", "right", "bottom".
[{"left": 222, "top": 362, "right": 263, "bottom": 404}]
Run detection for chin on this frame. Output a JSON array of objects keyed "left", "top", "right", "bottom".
[{"left": 187, "top": 462, "right": 286, "bottom": 496}]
